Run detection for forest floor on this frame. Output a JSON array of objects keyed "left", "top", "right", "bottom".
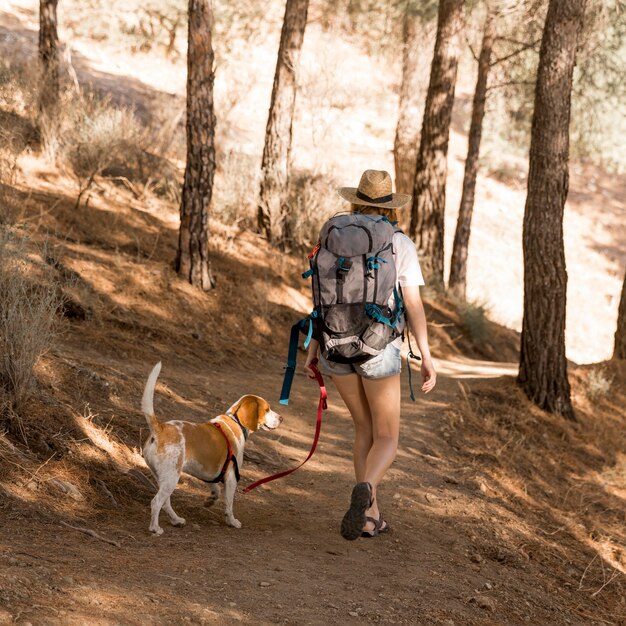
[
  {"left": 1, "top": 2, "right": 625, "bottom": 625},
  {"left": 0, "top": 172, "right": 623, "bottom": 624},
  {"left": 1, "top": 333, "right": 624, "bottom": 626}
]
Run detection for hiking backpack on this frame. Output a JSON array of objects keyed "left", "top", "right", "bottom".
[
  {"left": 306, "top": 213, "right": 405, "bottom": 362},
  {"left": 280, "top": 213, "right": 407, "bottom": 405}
]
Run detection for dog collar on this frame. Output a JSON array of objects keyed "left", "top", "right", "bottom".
[{"left": 226, "top": 411, "right": 249, "bottom": 441}]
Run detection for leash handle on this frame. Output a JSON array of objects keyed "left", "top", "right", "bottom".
[{"left": 243, "top": 360, "right": 326, "bottom": 493}]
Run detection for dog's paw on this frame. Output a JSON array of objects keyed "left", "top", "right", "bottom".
[
  {"left": 150, "top": 525, "right": 164, "bottom": 536},
  {"left": 170, "top": 517, "right": 186, "bottom": 527},
  {"left": 227, "top": 518, "right": 242, "bottom": 529}
]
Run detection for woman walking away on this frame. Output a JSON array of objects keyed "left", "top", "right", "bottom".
[{"left": 304, "top": 170, "right": 436, "bottom": 540}]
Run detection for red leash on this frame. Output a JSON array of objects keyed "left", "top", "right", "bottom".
[{"left": 243, "top": 359, "right": 327, "bottom": 493}]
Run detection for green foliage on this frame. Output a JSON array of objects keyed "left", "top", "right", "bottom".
[
  {"left": 457, "top": 298, "right": 492, "bottom": 344},
  {"left": 571, "top": 1, "right": 626, "bottom": 170},
  {"left": 484, "top": 0, "right": 626, "bottom": 172},
  {"left": 316, "top": 0, "right": 439, "bottom": 56},
  {"left": 62, "top": 0, "right": 273, "bottom": 60}
]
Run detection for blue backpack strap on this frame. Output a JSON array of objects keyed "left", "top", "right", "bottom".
[{"left": 279, "top": 317, "right": 308, "bottom": 406}]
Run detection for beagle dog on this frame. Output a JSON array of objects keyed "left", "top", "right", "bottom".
[{"left": 140, "top": 362, "right": 282, "bottom": 535}]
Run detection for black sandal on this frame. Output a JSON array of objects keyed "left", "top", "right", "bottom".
[
  {"left": 340, "top": 482, "right": 373, "bottom": 541},
  {"left": 361, "top": 512, "right": 391, "bottom": 538}
]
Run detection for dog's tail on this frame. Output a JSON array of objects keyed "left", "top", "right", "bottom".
[{"left": 142, "top": 362, "right": 162, "bottom": 433}]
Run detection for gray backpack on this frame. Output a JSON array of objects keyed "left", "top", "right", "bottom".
[{"left": 305, "top": 213, "right": 405, "bottom": 363}]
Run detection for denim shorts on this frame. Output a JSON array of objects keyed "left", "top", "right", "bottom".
[{"left": 319, "top": 343, "right": 402, "bottom": 379}]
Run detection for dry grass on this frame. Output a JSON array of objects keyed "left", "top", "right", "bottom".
[
  {"left": 57, "top": 94, "right": 145, "bottom": 208},
  {"left": 0, "top": 229, "right": 64, "bottom": 439},
  {"left": 444, "top": 362, "right": 626, "bottom": 603}
]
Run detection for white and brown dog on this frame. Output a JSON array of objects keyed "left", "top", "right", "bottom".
[{"left": 141, "top": 362, "right": 282, "bottom": 535}]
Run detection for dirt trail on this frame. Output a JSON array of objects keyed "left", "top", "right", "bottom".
[
  {"left": 0, "top": 6, "right": 623, "bottom": 624},
  {"left": 1, "top": 354, "right": 596, "bottom": 626}
]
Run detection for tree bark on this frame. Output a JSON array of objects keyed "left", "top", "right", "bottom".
[
  {"left": 517, "top": 0, "right": 586, "bottom": 421},
  {"left": 409, "top": 0, "right": 464, "bottom": 288},
  {"left": 394, "top": 7, "right": 425, "bottom": 200},
  {"left": 38, "top": 0, "right": 60, "bottom": 115},
  {"left": 176, "top": 0, "right": 217, "bottom": 290},
  {"left": 613, "top": 271, "right": 626, "bottom": 359},
  {"left": 258, "top": 0, "right": 309, "bottom": 248},
  {"left": 448, "top": 5, "right": 495, "bottom": 299}
]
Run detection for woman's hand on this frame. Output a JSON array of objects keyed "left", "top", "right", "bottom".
[
  {"left": 304, "top": 340, "right": 320, "bottom": 378},
  {"left": 421, "top": 357, "right": 437, "bottom": 394}
]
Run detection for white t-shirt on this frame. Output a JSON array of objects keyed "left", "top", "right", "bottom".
[
  {"left": 391, "top": 232, "right": 425, "bottom": 348},
  {"left": 393, "top": 232, "right": 425, "bottom": 288}
]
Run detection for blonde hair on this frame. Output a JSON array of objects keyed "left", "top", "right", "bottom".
[{"left": 350, "top": 203, "right": 399, "bottom": 223}]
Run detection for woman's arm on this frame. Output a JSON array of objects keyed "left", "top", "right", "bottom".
[
  {"left": 402, "top": 285, "right": 437, "bottom": 393},
  {"left": 304, "top": 338, "right": 320, "bottom": 377}
]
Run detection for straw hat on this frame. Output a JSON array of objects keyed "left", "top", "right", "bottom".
[{"left": 338, "top": 170, "right": 411, "bottom": 209}]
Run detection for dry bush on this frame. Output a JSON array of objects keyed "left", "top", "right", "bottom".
[
  {"left": 212, "top": 150, "right": 259, "bottom": 228},
  {"left": 584, "top": 366, "right": 613, "bottom": 400},
  {"left": 0, "top": 59, "right": 39, "bottom": 118},
  {"left": 0, "top": 62, "right": 40, "bottom": 225},
  {"left": 0, "top": 132, "right": 23, "bottom": 226},
  {"left": 60, "top": 94, "right": 145, "bottom": 207},
  {"left": 288, "top": 172, "right": 339, "bottom": 249},
  {"left": 0, "top": 229, "right": 64, "bottom": 439}
]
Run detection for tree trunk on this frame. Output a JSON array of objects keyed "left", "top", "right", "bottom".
[
  {"left": 38, "top": 0, "right": 60, "bottom": 115},
  {"left": 176, "top": 0, "right": 217, "bottom": 291},
  {"left": 258, "top": 0, "right": 309, "bottom": 248},
  {"left": 613, "top": 272, "right": 626, "bottom": 359},
  {"left": 409, "top": 0, "right": 464, "bottom": 288},
  {"left": 517, "top": 0, "right": 585, "bottom": 421},
  {"left": 394, "top": 7, "right": 425, "bottom": 200},
  {"left": 448, "top": 5, "right": 495, "bottom": 299}
]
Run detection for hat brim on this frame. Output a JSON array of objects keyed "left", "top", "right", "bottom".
[{"left": 338, "top": 187, "right": 412, "bottom": 209}]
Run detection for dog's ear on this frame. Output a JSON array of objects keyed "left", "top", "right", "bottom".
[{"left": 231, "top": 396, "right": 269, "bottom": 431}]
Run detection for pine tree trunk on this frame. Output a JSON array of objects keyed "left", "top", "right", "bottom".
[
  {"left": 258, "top": 0, "right": 309, "bottom": 248},
  {"left": 409, "top": 0, "right": 464, "bottom": 288},
  {"left": 38, "top": 0, "right": 60, "bottom": 115},
  {"left": 448, "top": 5, "right": 495, "bottom": 299},
  {"left": 394, "top": 8, "right": 424, "bottom": 200},
  {"left": 613, "top": 272, "right": 626, "bottom": 359},
  {"left": 517, "top": 0, "right": 585, "bottom": 421},
  {"left": 176, "top": 0, "right": 216, "bottom": 291}
]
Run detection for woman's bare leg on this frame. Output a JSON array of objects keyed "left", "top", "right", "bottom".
[
  {"left": 330, "top": 374, "right": 372, "bottom": 481},
  {"left": 361, "top": 373, "right": 401, "bottom": 528},
  {"left": 333, "top": 372, "right": 401, "bottom": 533}
]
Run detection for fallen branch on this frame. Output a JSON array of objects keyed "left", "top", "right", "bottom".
[
  {"left": 60, "top": 521, "right": 121, "bottom": 548},
  {"left": 158, "top": 573, "right": 192, "bottom": 586},
  {"left": 591, "top": 569, "right": 620, "bottom": 598},
  {"left": 21, "top": 452, "right": 57, "bottom": 487}
]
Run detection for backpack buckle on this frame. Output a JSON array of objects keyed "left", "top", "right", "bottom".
[{"left": 337, "top": 257, "right": 352, "bottom": 272}]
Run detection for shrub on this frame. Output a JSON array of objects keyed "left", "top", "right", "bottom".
[
  {"left": 61, "top": 94, "right": 145, "bottom": 208},
  {"left": 0, "top": 131, "right": 23, "bottom": 226},
  {"left": 212, "top": 150, "right": 259, "bottom": 228},
  {"left": 0, "top": 229, "right": 64, "bottom": 438},
  {"left": 288, "top": 172, "right": 339, "bottom": 249},
  {"left": 457, "top": 298, "right": 491, "bottom": 345},
  {"left": 585, "top": 367, "right": 613, "bottom": 400}
]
